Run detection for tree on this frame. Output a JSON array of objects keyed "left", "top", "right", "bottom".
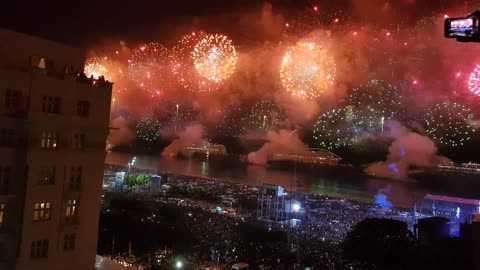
[{"left": 343, "top": 218, "right": 416, "bottom": 269}]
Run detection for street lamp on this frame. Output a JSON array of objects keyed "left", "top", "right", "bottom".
[{"left": 175, "top": 261, "right": 183, "bottom": 269}]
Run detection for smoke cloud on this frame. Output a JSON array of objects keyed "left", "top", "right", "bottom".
[
  {"left": 365, "top": 121, "right": 449, "bottom": 179},
  {"left": 162, "top": 124, "right": 206, "bottom": 157},
  {"left": 247, "top": 129, "right": 309, "bottom": 165},
  {"left": 107, "top": 117, "right": 135, "bottom": 149}
]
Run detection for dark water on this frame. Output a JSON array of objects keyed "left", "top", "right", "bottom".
[{"left": 105, "top": 152, "right": 480, "bottom": 208}]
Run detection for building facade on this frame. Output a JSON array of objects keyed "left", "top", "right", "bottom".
[{"left": 0, "top": 28, "right": 112, "bottom": 270}]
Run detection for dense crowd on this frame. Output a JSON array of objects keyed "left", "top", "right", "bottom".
[{"left": 100, "top": 164, "right": 415, "bottom": 269}]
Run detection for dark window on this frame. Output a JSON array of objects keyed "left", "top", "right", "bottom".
[
  {"left": 39, "top": 167, "right": 55, "bottom": 185},
  {"left": 63, "top": 233, "right": 76, "bottom": 251},
  {"left": 30, "top": 240, "right": 48, "bottom": 258},
  {"left": 69, "top": 166, "right": 82, "bottom": 190},
  {"left": 0, "top": 166, "right": 11, "bottom": 193},
  {"left": 0, "top": 241, "right": 5, "bottom": 260},
  {"left": 77, "top": 101, "right": 90, "bottom": 118},
  {"left": 0, "top": 129, "right": 14, "bottom": 147},
  {"left": 41, "top": 96, "right": 61, "bottom": 114},
  {"left": 5, "top": 89, "right": 22, "bottom": 110},
  {"left": 73, "top": 133, "right": 86, "bottom": 150}
]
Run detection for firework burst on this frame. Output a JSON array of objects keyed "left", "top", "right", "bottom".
[
  {"left": 242, "top": 100, "right": 283, "bottom": 132},
  {"left": 84, "top": 56, "right": 121, "bottom": 81},
  {"left": 192, "top": 34, "right": 237, "bottom": 83},
  {"left": 280, "top": 40, "right": 336, "bottom": 99},
  {"left": 467, "top": 64, "right": 480, "bottom": 97},
  {"left": 128, "top": 42, "right": 170, "bottom": 93},
  {"left": 425, "top": 102, "right": 476, "bottom": 147},
  {"left": 136, "top": 117, "right": 162, "bottom": 142},
  {"left": 345, "top": 79, "right": 403, "bottom": 133},
  {"left": 313, "top": 107, "right": 359, "bottom": 149},
  {"left": 172, "top": 32, "right": 236, "bottom": 92}
]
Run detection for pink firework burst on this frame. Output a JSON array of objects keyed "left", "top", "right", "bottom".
[{"left": 467, "top": 64, "right": 480, "bottom": 97}]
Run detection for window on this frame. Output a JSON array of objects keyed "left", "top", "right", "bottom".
[
  {"left": 30, "top": 240, "right": 48, "bottom": 258},
  {"left": 77, "top": 101, "right": 90, "bottom": 118},
  {"left": 0, "top": 242, "right": 5, "bottom": 260},
  {"left": 39, "top": 167, "right": 55, "bottom": 185},
  {"left": 73, "top": 133, "right": 86, "bottom": 150},
  {"left": 63, "top": 233, "right": 76, "bottom": 251},
  {"left": 0, "top": 128, "right": 14, "bottom": 147},
  {"left": 69, "top": 166, "right": 82, "bottom": 190},
  {"left": 5, "top": 89, "right": 22, "bottom": 110},
  {"left": 0, "top": 204, "right": 5, "bottom": 227},
  {"left": 40, "top": 131, "right": 57, "bottom": 149},
  {"left": 41, "top": 96, "right": 61, "bottom": 114},
  {"left": 65, "top": 199, "right": 78, "bottom": 222},
  {"left": 33, "top": 202, "right": 51, "bottom": 221},
  {"left": 0, "top": 166, "right": 10, "bottom": 193}
]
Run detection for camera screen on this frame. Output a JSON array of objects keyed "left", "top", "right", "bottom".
[{"left": 446, "top": 18, "right": 475, "bottom": 38}]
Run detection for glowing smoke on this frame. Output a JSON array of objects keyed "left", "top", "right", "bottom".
[
  {"left": 247, "top": 129, "right": 309, "bottom": 165},
  {"left": 374, "top": 186, "right": 393, "bottom": 208},
  {"left": 162, "top": 124, "right": 206, "bottom": 157},
  {"left": 365, "top": 121, "right": 449, "bottom": 179}
]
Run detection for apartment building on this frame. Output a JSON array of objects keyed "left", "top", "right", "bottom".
[{"left": 0, "top": 28, "right": 112, "bottom": 270}]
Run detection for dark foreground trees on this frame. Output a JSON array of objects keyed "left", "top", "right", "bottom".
[{"left": 343, "top": 218, "right": 416, "bottom": 269}]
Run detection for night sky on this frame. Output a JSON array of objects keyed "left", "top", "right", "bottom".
[{"left": 0, "top": 0, "right": 459, "bottom": 46}]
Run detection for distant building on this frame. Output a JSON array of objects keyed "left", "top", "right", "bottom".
[
  {"left": 270, "top": 148, "right": 341, "bottom": 165},
  {"left": 0, "top": 28, "right": 112, "bottom": 270},
  {"left": 181, "top": 143, "right": 227, "bottom": 156},
  {"left": 437, "top": 161, "right": 480, "bottom": 175}
]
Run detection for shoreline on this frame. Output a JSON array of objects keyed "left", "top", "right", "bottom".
[{"left": 104, "top": 162, "right": 415, "bottom": 215}]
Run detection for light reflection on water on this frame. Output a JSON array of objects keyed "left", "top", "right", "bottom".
[{"left": 105, "top": 152, "right": 473, "bottom": 209}]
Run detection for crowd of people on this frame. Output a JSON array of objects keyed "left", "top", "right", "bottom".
[{"left": 100, "top": 164, "right": 416, "bottom": 269}]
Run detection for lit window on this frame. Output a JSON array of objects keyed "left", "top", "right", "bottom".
[
  {"left": 40, "top": 131, "right": 58, "bottom": 149},
  {"left": 63, "top": 233, "right": 76, "bottom": 251},
  {"left": 39, "top": 167, "right": 55, "bottom": 185},
  {"left": 65, "top": 200, "right": 78, "bottom": 221},
  {"left": 33, "top": 202, "right": 51, "bottom": 221},
  {"left": 30, "top": 240, "right": 48, "bottom": 258},
  {"left": 69, "top": 166, "right": 82, "bottom": 190},
  {"left": 0, "top": 204, "right": 5, "bottom": 227},
  {"left": 77, "top": 101, "right": 90, "bottom": 118},
  {"left": 73, "top": 134, "right": 86, "bottom": 150}
]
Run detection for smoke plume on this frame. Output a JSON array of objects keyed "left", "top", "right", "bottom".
[
  {"left": 162, "top": 124, "right": 206, "bottom": 157},
  {"left": 107, "top": 117, "right": 135, "bottom": 149},
  {"left": 365, "top": 121, "right": 448, "bottom": 179},
  {"left": 247, "top": 129, "right": 309, "bottom": 165}
]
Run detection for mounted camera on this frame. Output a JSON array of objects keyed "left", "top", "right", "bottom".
[{"left": 445, "top": 10, "right": 480, "bottom": 42}]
